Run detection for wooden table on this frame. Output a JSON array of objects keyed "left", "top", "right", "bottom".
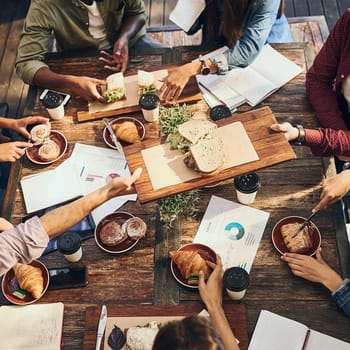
[{"left": 1, "top": 41, "right": 350, "bottom": 350}]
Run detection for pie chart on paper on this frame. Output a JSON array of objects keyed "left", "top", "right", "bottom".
[{"left": 224, "top": 222, "right": 245, "bottom": 240}]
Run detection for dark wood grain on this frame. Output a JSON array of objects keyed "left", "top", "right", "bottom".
[
  {"left": 83, "top": 304, "right": 249, "bottom": 350},
  {"left": 124, "top": 106, "right": 296, "bottom": 203}
]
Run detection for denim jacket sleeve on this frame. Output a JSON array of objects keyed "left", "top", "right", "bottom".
[
  {"left": 211, "top": 0, "right": 281, "bottom": 73},
  {"left": 332, "top": 278, "right": 350, "bottom": 318}
]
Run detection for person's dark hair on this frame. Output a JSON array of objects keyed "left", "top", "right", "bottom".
[
  {"left": 203, "top": 0, "right": 285, "bottom": 47},
  {"left": 152, "top": 316, "right": 225, "bottom": 350}
]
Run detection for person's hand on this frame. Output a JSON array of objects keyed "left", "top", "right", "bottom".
[
  {"left": 0, "top": 141, "right": 33, "bottom": 162},
  {"left": 159, "top": 62, "right": 199, "bottom": 102},
  {"left": 198, "top": 254, "right": 224, "bottom": 311},
  {"left": 337, "top": 155, "right": 350, "bottom": 162},
  {"left": 12, "top": 116, "right": 49, "bottom": 139},
  {"left": 281, "top": 249, "right": 343, "bottom": 292},
  {"left": 107, "top": 167, "right": 143, "bottom": 198},
  {"left": 68, "top": 75, "right": 107, "bottom": 102},
  {"left": 313, "top": 170, "right": 350, "bottom": 211},
  {"left": 0, "top": 217, "right": 13, "bottom": 232},
  {"left": 100, "top": 38, "right": 129, "bottom": 73},
  {"left": 270, "top": 122, "right": 299, "bottom": 141}
]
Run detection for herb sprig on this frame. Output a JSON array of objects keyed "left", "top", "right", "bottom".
[{"left": 157, "top": 104, "right": 200, "bottom": 227}]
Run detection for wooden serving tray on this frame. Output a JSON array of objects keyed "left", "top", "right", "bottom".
[
  {"left": 83, "top": 304, "right": 249, "bottom": 350},
  {"left": 77, "top": 66, "right": 202, "bottom": 122},
  {"left": 124, "top": 106, "right": 296, "bottom": 203}
]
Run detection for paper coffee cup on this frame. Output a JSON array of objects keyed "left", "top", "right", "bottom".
[
  {"left": 234, "top": 172, "right": 261, "bottom": 205},
  {"left": 42, "top": 92, "right": 65, "bottom": 120},
  {"left": 223, "top": 267, "right": 250, "bottom": 300},
  {"left": 57, "top": 232, "right": 82, "bottom": 263},
  {"left": 139, "top": 93, "right": 160, "bottom": 122}
]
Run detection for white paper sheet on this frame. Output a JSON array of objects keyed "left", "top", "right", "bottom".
[
  {"left": 169, "top": 0, "right": 205, "bottom": 32},
  {"left": 21, "top": 143, "right": 137, "bottom": 219},
  {"left": 194, "top": 196, "right": 269, "bottom": 271}
]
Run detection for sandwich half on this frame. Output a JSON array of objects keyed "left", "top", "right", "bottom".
[
  {"left": 184, "top": 136, "right": 224, "bottom": 176},
  {"left": 177, "top": 119, "right": 217, "bottom": 144},
  {"left": 137, "top": 70, "right": 157, "bottom": 95},
  {"left": 104, "top": 72, "right": 126, "bottom": 102}
]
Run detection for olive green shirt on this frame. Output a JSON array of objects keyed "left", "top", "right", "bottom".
[{"left": 16, "top": 0, "right": 147, "bottom": 84}]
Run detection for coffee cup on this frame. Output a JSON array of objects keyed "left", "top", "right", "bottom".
[
  {"left": 139, "top": 93, "right": 160, "bottom": 122},
  {"left": 42, "top": 91, "right": 65, "bottom": 120},
  {"left": 57, "top": 232, "right": 82, "bottom": 263},
  {"left": 234, "top": 172, "right": 261, "bottom": 205},
  {"left": 223, "top": 266, "right": 250, "bottom": 300}
]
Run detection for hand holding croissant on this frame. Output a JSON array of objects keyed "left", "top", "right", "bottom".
[{"left": 169, "top": 250, "right": 212, "bottom": 283}]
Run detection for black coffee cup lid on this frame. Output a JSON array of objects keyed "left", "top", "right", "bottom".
[
  {"left": 234, "top": 173, "right": 260, "bottom": 193},
  {"left": 42, "top": 91, "right": 64, "bottom": 109},
  {"left": 57, "top": 232, "right": 81, "bottom": 254},
  {"left": 223, "top": 267, "right": 250, "bottom": 292},
  {"left": 139, "top": 93, "right": 160, "bottom": 110},
  {"left": 209, "top": 105, "right": 232, "bottom": 121}
]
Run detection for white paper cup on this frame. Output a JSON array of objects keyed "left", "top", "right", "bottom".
[
  {"left": 139, "top": 93, "right": 160, "bottom": 122},
  {"left": 42, "top": 92, "right": 65, "bottom": 120},
  {"left": 223, "top": 267, "right": 250, "bottom": 301},
  {"left": 234, "top": 173, "right": 260, "bottom": 205},
  {"left": 57, "top": 232, "right": 82, "bottom": 263},
  {"left": 46, "top": 104, "right": 65, "bottom": 120}
]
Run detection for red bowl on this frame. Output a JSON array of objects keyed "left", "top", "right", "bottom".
[
  {"left": 26, "top": 130, "right": 67, "bottom": 165},
  {"left": 170, "top": 243, "right": 216, "bottom": 289},
  {"left": 94, "top": 211, "right": 139, "bottom": 254},
  {"left": 103, "top": 116, "right": 145, "bottom": 149},
  {"left": 272, "top": 216, "right": 321, "bottom": 256},
  {"left": 2, "top": 260, "right": 49, "bottom": 305}
]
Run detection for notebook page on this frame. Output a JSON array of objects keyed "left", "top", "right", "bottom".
[
  {"left": 248, "top": 310, "right": 307, "bottom": 350},
  {"left": 307, "top": 330, "right": 350, "bottom": 350},
  {"left": 250, "top": 44, "right": 303, "bottom": 87}
]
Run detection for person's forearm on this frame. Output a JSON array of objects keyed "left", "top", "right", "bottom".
[
  {"left": 33, "top": 67, "right": 79, "bottom": 96},
  {"left": 118, "top": 15, "right": 145, "bottom": 43},
  {"left": 40, "top": 182, "right": 135, "bottom": 239},
  {"left": 0, "top": 117, "right": 16, "bottom": 129},
  {"left": 207, "top": 305, "right": 240, "bottom": 350}
]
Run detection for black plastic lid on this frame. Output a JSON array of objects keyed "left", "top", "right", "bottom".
[
  {"left": 234, "top": 173, "right": 260, "bottom": 194},
  {"left": 223, "top": 267, "right": 250, "bottom": 292},
  {"left": 209, "top": 105, "right": 232, "bottom": 121},
  {"left": 139, "top": 93, "right": 160, "bottom": 110},
  {"left": 57, "top": 232, "right": 81, "bottom": 254},
  {"left": 42, "top": 91, "right": 64, "bottom": 109}
]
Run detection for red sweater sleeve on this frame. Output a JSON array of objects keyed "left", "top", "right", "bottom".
[
  {"left": 305, "top": 128, "right": 350, "bottom": 156},
  {"left": 306, "top": 10, "right": 350, "bottom": 130}
]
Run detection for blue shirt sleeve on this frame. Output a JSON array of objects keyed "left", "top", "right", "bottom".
[
  {"left": 332, "top": 278, "right": 350, "bottom": 318},
  {"left": 212, "top": 0, "right": 291, "bottom": 72}
]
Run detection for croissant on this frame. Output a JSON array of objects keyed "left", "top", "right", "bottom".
[
  {"left": 169, "top": 250, "right": 211, "bottom": 281},
  {"left": 13, "top": 263, "right": 44, "bottom": 299},
  {"left": 112, "top": 121, "right": 141, "bottom": 143}
]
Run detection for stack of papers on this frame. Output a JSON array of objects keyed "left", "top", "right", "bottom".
[
  {"left": 20, "top": 143, "right": 137, "bottom": 225},
  {"left": 197, "top": 44, "right": 303, "bottom": 110}
]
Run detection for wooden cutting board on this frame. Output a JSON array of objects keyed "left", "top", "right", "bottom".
[
  {"left": 77, "top": 66, "right": 202, "bottom": 122},
  {"left": 83, "top": 304, "right": 249, "bottom": 350},
  {"left": 124, "top": 106, "right": 296, "bottom": 203}
]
